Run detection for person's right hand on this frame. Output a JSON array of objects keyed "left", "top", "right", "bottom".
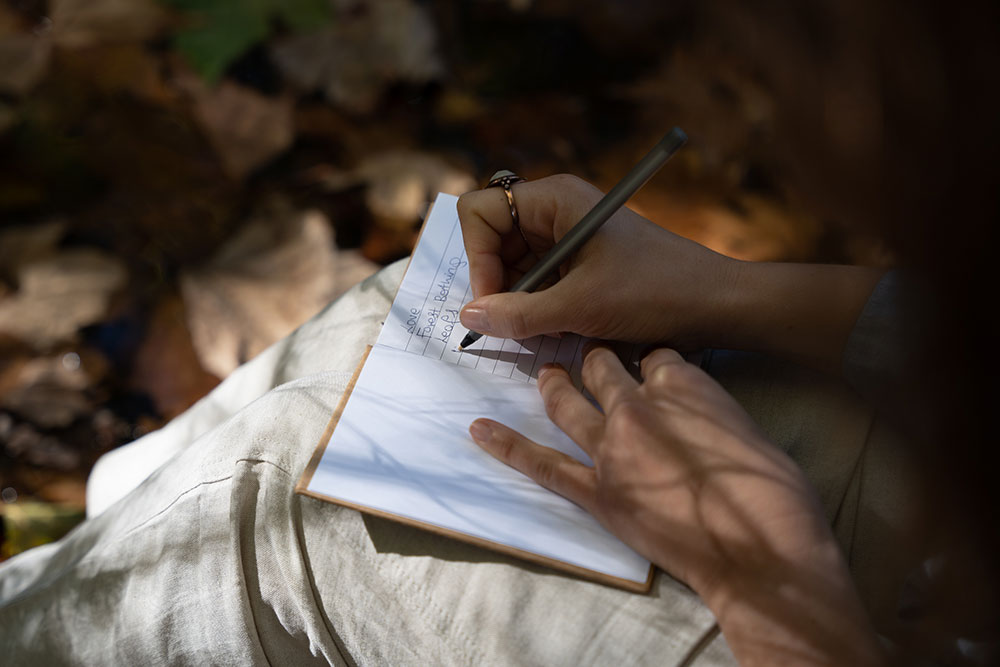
[
  {"left": 457, "top": 174, "right": 740, "bottom": 348},
  {"left": 458, "top": 174, "right": 886, "bottom": 374}
]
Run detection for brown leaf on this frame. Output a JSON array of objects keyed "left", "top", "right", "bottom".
[
  {"left": 188, "top": 80, "right": 294, "bottom": 181},
  {"left": 360, "top": 225, "right": 418, "bottom": 265},
  {"left": 352, "top": 150, "right": 475, "bottom": 231},
  {"left": 2, "top": 385, "right": 91, "bottom": 430},
  {"left": 3, "top": 423, "right": 82, "bottom": 469},
  {"left": 0, "top": 352, "right": 96, "bottom": 428},
  {"left": 49, "top": 0, "right": 166, "bottom": 49},
  {"left": 271, "top": 0, "right": 444, "bottom": 114},
  {"left": 0, "top": 248, "right": 127, "bottom": 348},
  {"left": 180, "top": 208, "right": 377, "bottom": 378},
  {"left": 130, "top": 293, "right": 219, "bottom": 420},
  {"left": 57, "top": 43, "right": 172, "bottom": 105}
]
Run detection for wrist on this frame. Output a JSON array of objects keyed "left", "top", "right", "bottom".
[
  {"left": 706, "top": 258, "right": 781, "bottom": 352},
  {"left": 649, "top": 250, "right": 750, "bottom": 351},
  {"left": 704, "top": 260, "right": 884, "bottom": 374},
  {"left": 691, "top": 255, "right": 761, "bottom": 352}
]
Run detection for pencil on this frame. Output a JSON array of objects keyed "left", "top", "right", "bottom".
[{"left": 459, "top": 127, "right": 687, "bottom": 350}]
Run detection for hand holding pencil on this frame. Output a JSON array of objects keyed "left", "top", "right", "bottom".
[
  {"left": 458, "top": 129, "right": 690, "bottom": 350},
  {"left": 456, "top": 130, "right": 744, "bottom": 351}
]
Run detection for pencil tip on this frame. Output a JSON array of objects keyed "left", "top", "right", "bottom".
[{"left": 457, "top": 345, "right": 464, "bottom": 351}]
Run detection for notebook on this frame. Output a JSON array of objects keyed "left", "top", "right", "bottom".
[{"left": 296, "top": 193, "right": 653, "bottom": 591}]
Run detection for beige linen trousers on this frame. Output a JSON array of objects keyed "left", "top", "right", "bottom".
[{"left": 0, "top": 262, "right": 918, "bottom": 665}]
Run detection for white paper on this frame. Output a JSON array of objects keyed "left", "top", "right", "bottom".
[
  {"left": 376, "top": 193, "right": 643, "bottom": 385},
  {"left": 307, "top": 193, "right": 651, "bottom": 585}
]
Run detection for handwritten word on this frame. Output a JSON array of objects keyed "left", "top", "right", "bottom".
[
  {"left": 415, "top": 307, "right": 441, "bottom": 339},
  {"left": 400, "top": 307, "right": 420, "bottom": 334},
  {"left": 438, "top": 309, "right": 461, "bottom": 343},
  {"left": 433, "top": 256, "right": 468, "bottom": 303}
]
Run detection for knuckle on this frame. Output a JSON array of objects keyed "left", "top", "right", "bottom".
[
  {"left": 504, "top": 302, "right": 531, "bottom": 338},
  {"left": 583, "top": 346, "right": 615, "bottom": 374},
  {"left": 494, "top": 429, "right": 517, "bottom": 462},
  {"left": 456, "top": 191, "right": 477, "bottom": 217},
  {"left": 533, "top": 459, "right": 557, "bottom": 487},
  {"left": 654, "top": 361, "right": 699, "bottom": 392},
  {"left": 642, "top": 348, "right": 684, "bottom": 377}
]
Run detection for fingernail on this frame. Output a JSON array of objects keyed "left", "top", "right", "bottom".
[
  {"left": 469, "top": 420, "right": 492, "bottom": 443},
  {"left": 461, "top": 306, "right": 489, "bottom": 333}
]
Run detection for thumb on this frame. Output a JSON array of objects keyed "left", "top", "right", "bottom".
[{"left": 460, "top": 286, "right": 573, "bottom": 339}]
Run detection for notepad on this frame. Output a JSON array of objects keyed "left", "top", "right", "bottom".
[{"left": 296, "top": 193, "right": 653, "bottom": 591}]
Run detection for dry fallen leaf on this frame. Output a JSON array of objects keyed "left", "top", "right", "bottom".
[
  {"left": 129, "top": 293, "right": 219, "bottom": 420},
  {"left": 2, "top": 384, "right": 91, "bottom": 431},
  {"left": 0, "top": 248, "right": 127, "bottom": 348},
  {"left": 3, "top": 423, "right": 83, "bottom": 469},
  {"left": 359, "top": 151, "right": 474, "bottom": 227},
  {"left": 271, "top": 0, "right": 444, "bottom": 114},
  {"left": 180, "top": 208, "right": 377, "bottom": 378},
  {"left": 0, "top": 354, "right": 95, "bottom": 430},
  {"left": 188, "top": 80, "right": 295, "bottom": 181},
  {"left": 320, "top": 150, "right": 475, "bottom": 231},
  {"left": 49, "top": 0, "right": 166, "bottom": 49},
  {"left": 58, "top": 43, "right": 173, "bottom": 105}
]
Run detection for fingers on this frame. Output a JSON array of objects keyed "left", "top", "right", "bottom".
[
  {"left": 581, "top": 344, "right": 639, "bottom": 413},
  {"left": 640, "top": 348, "right": 687, "bottom": 384},
  {"left": 457, "top": 186, "right": 527, "bottom": 298},
  {"left": 460, "top": 281, "right": 575, "bottom": 339},
  {"left": 469, "top": 418, "right": 595, "bottom": 511},
  {"left": 536, "top": 364, "right": 604, "bottom": 455},
  {"left": 457, "top": 184, "right": 518, "bottom": 236},
  {"left": 457, "top": 191, "right": 505, "bottom": 298},
  {"left": 457, "top": 175, "right": 597, "bottom": 299}
]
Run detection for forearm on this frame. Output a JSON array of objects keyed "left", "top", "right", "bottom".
[{"left": 707, "top": 261, "right": 886, "bottom": 376}]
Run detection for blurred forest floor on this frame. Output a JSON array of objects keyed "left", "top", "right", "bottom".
[{"left": 0, "top": 0, "right": 890, "bottom": 558}]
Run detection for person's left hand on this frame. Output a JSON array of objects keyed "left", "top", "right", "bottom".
[
  {"left": 469, "top": 344, "right": 842, "bottom": 604},
  {"left": 468, "top": 345, "right": 883, "bottom": 663}
]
